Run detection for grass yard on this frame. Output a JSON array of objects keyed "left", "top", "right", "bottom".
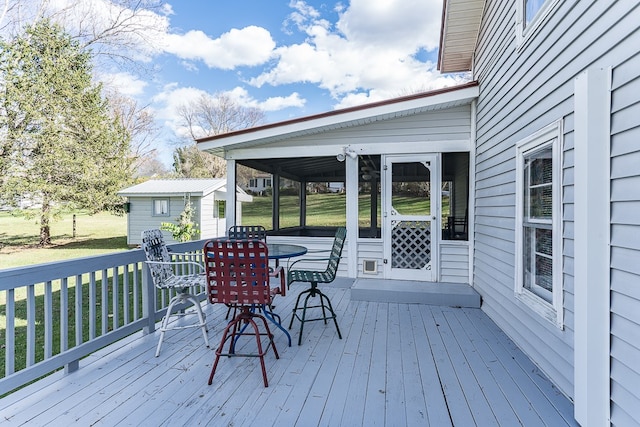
[{"left": 0, "top": 211, "right": 129, "bottom": 269}]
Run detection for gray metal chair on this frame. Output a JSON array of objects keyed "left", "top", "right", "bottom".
[
  {"left": 287, "top": 227, "right": 346, "bottom": 345},
  {"left": 141, "top": 229, "right": 209, "bottom": 357}
]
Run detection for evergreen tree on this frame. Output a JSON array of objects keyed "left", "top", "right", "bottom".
[{"left": 0, "top": 20, "right": 133, "bottom": 245}]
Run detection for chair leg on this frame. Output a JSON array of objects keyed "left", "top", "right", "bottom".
[
  {"left": 289, "top": 283, "right": 341, "bottom": 345},
  {"left": 185, "top": 294, "right": 210, "bottom": 349},
  {"left": 156, "top": 292, "right": 209, "bottom": 357},
  {"left": 155, "top": 294, "right": 180, "bottom": 357},
  {"left": 209, "top": 307, "right": 279, "bottom": 387}
]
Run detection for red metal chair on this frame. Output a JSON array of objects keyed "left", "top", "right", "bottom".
[{"left": 203, "top": 239, "right": 285, "bottom": 387}]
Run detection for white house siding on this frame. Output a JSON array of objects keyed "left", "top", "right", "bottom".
[
  {"left": 472, "top": 0, "right": 640, "bottom": 403},
  {"left": 265, "top": 107, "right": 472, "bottom": 149},
  {"left": 609, "top": 50, "right": 640, "bottom": 425},
  {"left": 440, "top": 242, "right": 469, "bottom": 284},
  {"left": 356, "top": 239, "right": 384, "bottom": 277}
]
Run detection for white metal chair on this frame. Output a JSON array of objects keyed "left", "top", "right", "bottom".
[{"left": 141, "top": 229, "right": 210, "bottom": 357}]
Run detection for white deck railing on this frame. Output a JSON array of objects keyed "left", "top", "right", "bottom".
[{"left": 0, "top": 240, "right": 207, "bottom": 396}]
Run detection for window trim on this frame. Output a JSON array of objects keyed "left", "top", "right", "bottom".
[
  {"left": 515, "top": 121, "right": 563, "bottom": 328},
  {"left": 516, "top": 0, "right": 562, "bottom": 49},
  {"left": 152, "top": 198, "right": 170, "bottom": 217}
]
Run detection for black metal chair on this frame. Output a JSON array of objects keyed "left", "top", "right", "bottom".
[
  {"left": 228, "top": 225, "right": 267, "bottom": 241},
  {"left": 287, "top": 227, "right": 346, "bottom": 345}
]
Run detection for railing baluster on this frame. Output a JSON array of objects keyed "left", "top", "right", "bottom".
[
  {"left": 26, "top": 284, "right": 36, "bottom": 367},
  {"left": 44, "top": 281, "right": 53, "bottom": 359},
  {"left": 75, "top": 274, "right": 82, "bottom": 346},
  {"left": 89, "top": 272, "right": 96, "bottom": 340},
  {"left": 112, "top": 266, "right": 119, "bottom": 330},
  {"left": 101, "top": 268, "right": 108, "bottom": 335},
  {"left": 133, "top": 262, "right": 140, "bottom": 320},
  {"left": 123, "top": 264, "right": 130, "bottom": 325},
  {"left": 60, "top": 277, "right": 68, "bottom": 352},
  {"left": 5, "top": 289, "right": 15, "bottom": 376}
]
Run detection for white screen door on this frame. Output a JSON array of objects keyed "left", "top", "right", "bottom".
[{"left": 383, "top": 155, "right": 439, "bottom": 281}]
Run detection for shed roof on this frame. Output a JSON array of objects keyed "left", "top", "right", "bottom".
[
  {"left": 118, "top": 179, "right": 226, "bottom": 197},
  {"left": 437, "top": 0, "right": 485, "bottom": 73},
  {"left": 118, "top": 179, "right": 252, "bottom": 202}
]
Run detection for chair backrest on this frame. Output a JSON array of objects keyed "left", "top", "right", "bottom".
[
  {"left": 141, "top": 229, "right": 174, "bottom": 287},
  {"left": 203, "top": 239, "right": 272, "bottom": 306},
  {"left": 324, "top": 227, "right": 347, "bottom": 280},
  {"left": 228, "top": 225, "right": 267, "bottom": 241}
]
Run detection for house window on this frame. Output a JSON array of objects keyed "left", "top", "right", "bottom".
[
  {"left": 516, "top": 0, "right": 560, "bottom": 46},
  {"left": 214, "top": 200, "right": 226, "bottom": 218},
  {"left": 153, "top": 199, "right": 169, "bottom": 216},
  {"left": 515, "top": 122, "right": 563, "bottom": 327}
]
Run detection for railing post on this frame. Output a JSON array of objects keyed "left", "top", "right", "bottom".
[{"left": 141, "top": 263, "right": 156, "bottom": 335}]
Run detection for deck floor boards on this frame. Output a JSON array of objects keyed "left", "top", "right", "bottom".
[{"left": 0, "top": 286, "right": 577, "bottom": 426}]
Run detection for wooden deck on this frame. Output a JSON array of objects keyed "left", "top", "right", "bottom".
[{"left": 0, "top": 285, "right": 576, "bottom": 426}]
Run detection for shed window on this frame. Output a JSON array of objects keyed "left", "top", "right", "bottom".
[
  {"left": 515, "top": 122, "right": 563, "bottom": 327},
  {"left": 153, "top": 199, "right": 169, "bottom": 216}
]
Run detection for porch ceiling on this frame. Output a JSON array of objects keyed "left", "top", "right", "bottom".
[{"left": 241, "top": 156, "right": 345, "bottom": 182}]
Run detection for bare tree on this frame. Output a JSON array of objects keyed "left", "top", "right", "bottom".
[
  {"left": 174, "top": 92, "right": 266, "bottom": 178},
  {"left": 107, "top": 89, "right": 158, "bottom": 160},
  {"left": 178, "top": 93, "right": 266, "bottom": 139},
  {"left": 0, "top": 0, "right": 169, "bottom": 69}
]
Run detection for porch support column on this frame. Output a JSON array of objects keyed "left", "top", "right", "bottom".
[
  {"left": 345, "top": 153, "right": 359, "bottom": 278},
  {"left": 574, "top": 67, "right": 611, "bottom": 426},
  {"left": 226, "top": 159, "right": 237, "bottom": 231},
  {"left": 273, "top": 173, "right": 280, "bottom": 231},
  {"left": 300, "top": 179, "right": 307, "bottom": 228}
]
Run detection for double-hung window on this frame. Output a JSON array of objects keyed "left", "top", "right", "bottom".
[
  {"left": 153, "top": 199, "right": 169, "bottom": 216},
  {"left": 515, "top": 122, "right": 563, "bottom": 327}
]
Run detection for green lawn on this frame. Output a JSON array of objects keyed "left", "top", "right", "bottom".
[{"left": 0, "top": 211, "right": 129, "bottom": 269}]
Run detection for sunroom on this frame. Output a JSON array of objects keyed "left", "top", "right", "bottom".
[{"left": 196, "top": 82, "right": 478, "bottom": 290}]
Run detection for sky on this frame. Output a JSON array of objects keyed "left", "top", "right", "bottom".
[{"left": 3, "top": 0, "right": 469, "bottom": 167}]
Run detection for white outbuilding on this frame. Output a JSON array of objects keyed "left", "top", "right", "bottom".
[{"left": 118, "top": 178, "right": 252, "bottom": 246}]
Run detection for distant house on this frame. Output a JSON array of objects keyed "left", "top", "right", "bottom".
[
  {"left": 246, "top": 174, "right": 272, "bottom": 194},
  {"left": 118, "top": 178, "right": 252, "bottom": 246}
]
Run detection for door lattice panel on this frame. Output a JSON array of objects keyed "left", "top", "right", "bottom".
[{"left": 391, "top": 220, "right": 431, "bottom": 269}]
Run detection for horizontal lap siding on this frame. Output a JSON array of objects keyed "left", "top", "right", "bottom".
[
  {"left": 610, "top": 49, "right": 640, "bottom": 425},
  {"left": 440, "top": 243, "right": 469, "bottom": 283},
  {"left": 268, "top": 107, "right": 472, "bottom": 148},
  {"left": 472, "top": 0, "right": 640, "bottom": 401}
]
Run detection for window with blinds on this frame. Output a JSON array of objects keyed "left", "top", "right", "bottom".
[{"left": 515, "top": 121, "right": 563, "bottom": 327}]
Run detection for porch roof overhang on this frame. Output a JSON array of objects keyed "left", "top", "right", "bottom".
[
  {"left": 196, "top": 82, "right": 479, "bottom": 158},
  {"left": 196, "top": 82, "right": 478, "bottom": 182},
  {"left": 437, "top": 0, "right": 485, "bottom": 73}
]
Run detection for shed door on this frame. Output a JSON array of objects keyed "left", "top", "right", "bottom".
[{"left": 383, "top": 155, "right": 439, "bottom": 281}]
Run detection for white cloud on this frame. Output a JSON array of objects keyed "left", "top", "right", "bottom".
[
  {"left": 250, "top": 0, "right": 455, "bottom": 106},
  {"left": 152, "top": 84, "right": 306, "bottom": 140},
  {"left": 161, "top": 26, "right": 276, "bottom": 70},
  {"left": 225, "top": 87, "right": 306, "bottom": 112},
  {"left": 98, "top": 72, "right": 148, "bottom": 97}
]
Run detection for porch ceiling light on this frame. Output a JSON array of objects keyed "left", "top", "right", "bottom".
[{"left": 337, "top": 147, "right": 357, "bottom": 162}]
